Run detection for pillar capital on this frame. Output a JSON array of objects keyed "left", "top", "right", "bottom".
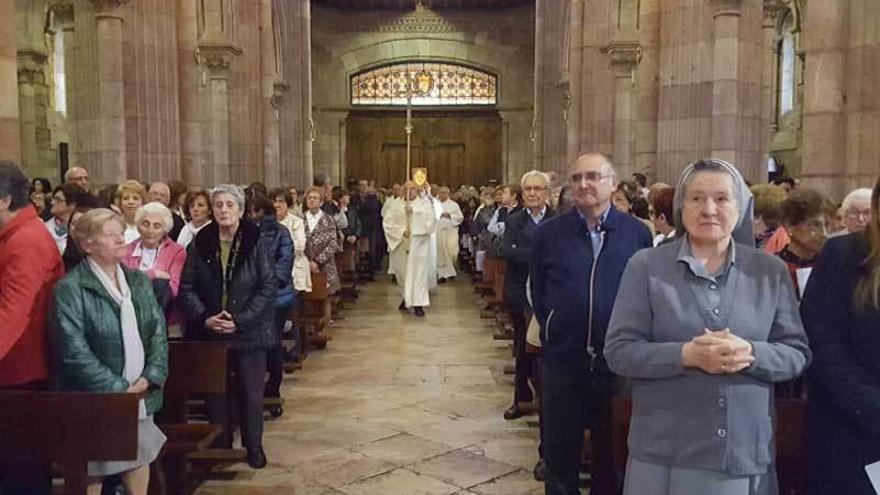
[
  {"left": 270, "top": 81, "right": 289, "bottom": 109},
  {"left": 600, "top": 41, "right": 642, "bottom": 76},
  {"left": 48, "top": 0, "right": 75, "bottom": 28},
  {"left": 763, "top": 0, "right": 789, "bottom": 23},
  {"left": 17, "top": 48, "right": 48, "bottom": 85},
  {"left": 90, "top": 0, "right": 129, "bottom": 18},
  {"left": 198, "top": 42, "right": 242, "bottom": 78},
  {"left": 711, "top": 0, "right": 743, "bottom": 18}
]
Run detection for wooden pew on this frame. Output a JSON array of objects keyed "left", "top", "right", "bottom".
[
  {"left": 337, "top": 245, "right": 359, "bottom": 304},
  {"left": 611, "top": 398, "right": 807, "bottom": 495},
  {"left": 0, "top": 391, "right": 139, "bottom": 495},
  {"left": 156, "top": 341, "right": 244, "bottom": 495},
  {"left": 293, "top": 271, "right": 332, "bottom": 351}
]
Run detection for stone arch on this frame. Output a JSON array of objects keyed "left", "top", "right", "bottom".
[{"left": 338, "top": 38, "right": 527, "bottom": 108}]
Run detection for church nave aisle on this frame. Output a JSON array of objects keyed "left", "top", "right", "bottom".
[{"left": 194, "top": 278, "right": 543, "bottom": 495}]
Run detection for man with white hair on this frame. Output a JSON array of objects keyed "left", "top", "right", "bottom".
[
  {"left": 435, "top": 186, "right": 464, "bottom": 283},
  {"left": 833, "top": 187, "right": 873, "bottom": 236},
  {"left": 64, "top": 166, "right": 89, "bottom": 189},
  {"left": 383, "top": 181, "right": 436, "bottom": 317},
  {"left": 149, "top": 181, "right": 185, "bottom": 241}
]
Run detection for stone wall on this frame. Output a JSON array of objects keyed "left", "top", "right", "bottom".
[{"left": 310, "top": 3, "right": 535, "bottom": 186}]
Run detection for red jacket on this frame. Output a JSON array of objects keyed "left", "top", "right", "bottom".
[{"left": 0, "top": 207, "right": 64, "bottom": 386}]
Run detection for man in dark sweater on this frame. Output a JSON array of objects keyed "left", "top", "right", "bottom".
[{"left": 531, "top": 153, "right": 652, "bottom": 495}]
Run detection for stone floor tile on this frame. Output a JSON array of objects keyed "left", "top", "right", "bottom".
[
  {"left": 295, "top": 450, "right": 397, "bottom": 487},
  {"left": 339, "top": 468, "right": 460, "bottom": 495},
  {"left": 469, "top": 469, "right": 544, "bottom": 495},
  {"left": 352, "top": 432, "right": 456, "bottom": 465},
  {"left": 409, "top": 448, "right": 519, "bottom": 488}
]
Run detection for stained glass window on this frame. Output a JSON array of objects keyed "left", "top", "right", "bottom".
[{"left": 351, "top": 62, "right": 497, "bottom": 106}]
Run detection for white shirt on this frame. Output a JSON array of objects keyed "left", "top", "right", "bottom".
[
  {"left": 177, "top": 220, "right": 211, "bottom": 250},
  {"left": 44, "top": 217, "right": 68, "bottom": 254},
  {"left": 138, "top": 245, "right": 159, "bottom": 271},
  {"left": 306, "top": 210, "right": 323, "bottom": 232},
  {"left": 124, "top": 224, "right": 140, "bottom": 244}
]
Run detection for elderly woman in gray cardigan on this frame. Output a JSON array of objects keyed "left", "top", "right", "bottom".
[{"left": 605, "top": 159, "right": 811, "bottom": 495}]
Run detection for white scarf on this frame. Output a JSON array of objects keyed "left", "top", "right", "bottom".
[{"left": 86, "top": 257, "right": 146, "bottom": 418}]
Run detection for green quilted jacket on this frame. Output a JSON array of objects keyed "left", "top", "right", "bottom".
[{"left": 52, "top": 262, "right": 168, "bottom": 415}]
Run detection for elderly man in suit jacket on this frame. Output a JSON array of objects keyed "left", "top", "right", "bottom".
[{"left": 531, "top": 153, "right": 653, "bottom": 495}]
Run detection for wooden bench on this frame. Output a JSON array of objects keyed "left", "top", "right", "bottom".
[
  {"left": 156, "top": 341, "right": 245, "bottom": 495},
  {"left": 293, "top": 271, "right": 332, "bottom": 351},
  {"left": 611, "top": 398, "right": 807, "bottom": 495},
  {"left": 0, "top": 391, "right": 139, "bottom": 495},
  {"left": 337, "top": 245, "right": 359, "bottom": 304}
]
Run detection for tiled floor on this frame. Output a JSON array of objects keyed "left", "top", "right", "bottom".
[{"left": 195, "top": 277, "right": 543, "bottom": 495}]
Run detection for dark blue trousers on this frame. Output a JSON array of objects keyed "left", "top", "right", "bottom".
[{"left": 542, "top": 361, "right": 619, "bottom": 495}]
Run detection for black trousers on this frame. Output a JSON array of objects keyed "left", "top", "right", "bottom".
[
  {"left": 265, "top": 312, "right": 287, "bottom": 397},
  {"left": 0, "top": 381, "right": 52, "bottom": 495},
  {"left": 207, "top": 349, "right": 267, "bottom": 450},
  {"left": 511, "top": 307, "right": 536, "bottom": 404},
  {"left": 542, "top": 361, "right": 619, "bottom": 495}
]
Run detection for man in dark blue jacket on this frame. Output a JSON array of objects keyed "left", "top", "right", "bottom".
[{"left": 531, "top": 153, "right": 652, "bottom": 495}]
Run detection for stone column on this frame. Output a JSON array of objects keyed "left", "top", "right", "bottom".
[
  {"left": 0, "top": 0, "right": 20, "bottom": 163},
  {"left": 265, "top": 81, "right": 287, "bottom": 186},
  {"left": 801, "top": 0, "right": 849, "bottom": 196},
  {"left": 635, "top": 0, "right": 660, "bottom": 180},
  {"left": 199, "top": 43, "right": 241, "bottom": 185},
  {"left": 177, "top": 0, "right": 205, "bottom": 186},
  {"left": 761, "top": 1, "right": 784, "bottom": 159},
  {"left": 50, "top": 0, "right": 77, "bottom": 169},
  {"left": 710, "top": 0, "right": 743, "bottom": 167},
  {"left": 601, "top": 42, "right": 641, "bottom": 178},
  {"left": 565, "top": 0, "right": 584, "bottom": 165},
  {"left": 17, "top": 49, "right": 47, "bottom": 176},
  {"left": 90, "top": 0, "right": 128, "bottom": 183},
  {"left": 260, "top": 0, "right": 280, "bottom": 185},
  {"left": 279, "top": 0, "right": 313, "bottom": 187}
]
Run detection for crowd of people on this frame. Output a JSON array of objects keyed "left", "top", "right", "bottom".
[{"left": 0, "top": 153, "right": 878, "bottom": 495}]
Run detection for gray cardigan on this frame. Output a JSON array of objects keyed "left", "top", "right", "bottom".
[{"left": 605, "top": 236, "right": 811, "bottom": 476}]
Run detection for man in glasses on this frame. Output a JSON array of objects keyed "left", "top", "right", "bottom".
[
  {"left": 63, "top": 166, "right": 89, "bottom": 189},
  {"left": 530, "top": 153, "right": 652, "bottom": 495},
  {"left": 836, "top": 187, "right": 872, "bottom": 236}
]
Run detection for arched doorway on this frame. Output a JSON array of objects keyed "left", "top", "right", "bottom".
[{"left": 344, "top": 61, "right": 503, "bottom": 187}]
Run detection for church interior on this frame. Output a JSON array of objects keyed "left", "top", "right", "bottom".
[{"left": 1, "top": 0, "right": 879, "bottom": 494}]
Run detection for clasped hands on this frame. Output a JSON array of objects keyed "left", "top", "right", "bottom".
[
  {"left": 681, "top": 328, "right": 754, "bottom": 375},
  {"left": 205, "top": 310, "right": 236, "bottom": 335}
]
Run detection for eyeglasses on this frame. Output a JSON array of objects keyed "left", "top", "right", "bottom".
[
  {"left": 523, "top": 186, "right": 548, "bottom": 193},
  {"left": 571, "top": 171, "right": 614, "bottom": 184},
  {"left": 846, "top": 209, "right": 871, "bottom": 221}
]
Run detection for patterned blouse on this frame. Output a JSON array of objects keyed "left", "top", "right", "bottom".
[{"left": 304, "top": 210, "right": 340, "bottom": 294}]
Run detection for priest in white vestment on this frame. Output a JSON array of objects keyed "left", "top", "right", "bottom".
[
  {"left": 382, "top": 184, "right": 403, "bottom": 277},
  {"left": 383, "top": 182, "right": 436, "bottom": 317},
  {"left": 435, "top": 187, "right": 464, "bottom": 281}
]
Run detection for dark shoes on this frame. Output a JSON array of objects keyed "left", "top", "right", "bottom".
[
  {"left": 503, "top": 404, "right": 526, "bottom": 420},
  {"left": 413, "top": 307, "right": 425, "bottom": 317},
  {"left": 269, "top": 405, "right": 283, "bottom": 418},
  {"left": 533, "top": 459, "right": 545, "bottom": 481},
  {"left": 438, "top": 277, "right": 447, "bottom": 284},
  {"left": 399, "top": 300, "right": 407, "bottom": 311},
  {"left": 247, "top": 447, "right": 267, "bottom": 469}
]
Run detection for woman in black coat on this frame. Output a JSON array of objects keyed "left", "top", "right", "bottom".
[
  {"left": 179, "top": 184, "right": 275, "bottom": 469},
  {"left": 802, "top": 176, "right": 880, "bottom": 495}
]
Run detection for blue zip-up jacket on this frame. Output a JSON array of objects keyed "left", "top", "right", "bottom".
[
  {"left": 258, "top": 214, "right": 295, "bottom": 310},
  {"left": 530, "top": 206, "right": 652, "bottom": 369}
]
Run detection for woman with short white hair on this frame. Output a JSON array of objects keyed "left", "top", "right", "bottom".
[
  {"left": 839, "top": 187, "right": 873, "bottom": 235},
  {"left": 179, "top": 184, "right": 275, "bottom": 469},
  {"left": 122, "top": 202, "right": 187, "bottom": 328}
]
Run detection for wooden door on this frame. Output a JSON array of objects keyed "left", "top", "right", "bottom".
[{"left": 345, "top": 110, "right": 501, "bottom": 188}]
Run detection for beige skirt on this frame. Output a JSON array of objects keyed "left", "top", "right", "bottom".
[
  {"left": 88, "top": 415, "right": 166, "bottom": 478},
  {"left": 623, "top": 457, "right": 777, "bottom": 495}
]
